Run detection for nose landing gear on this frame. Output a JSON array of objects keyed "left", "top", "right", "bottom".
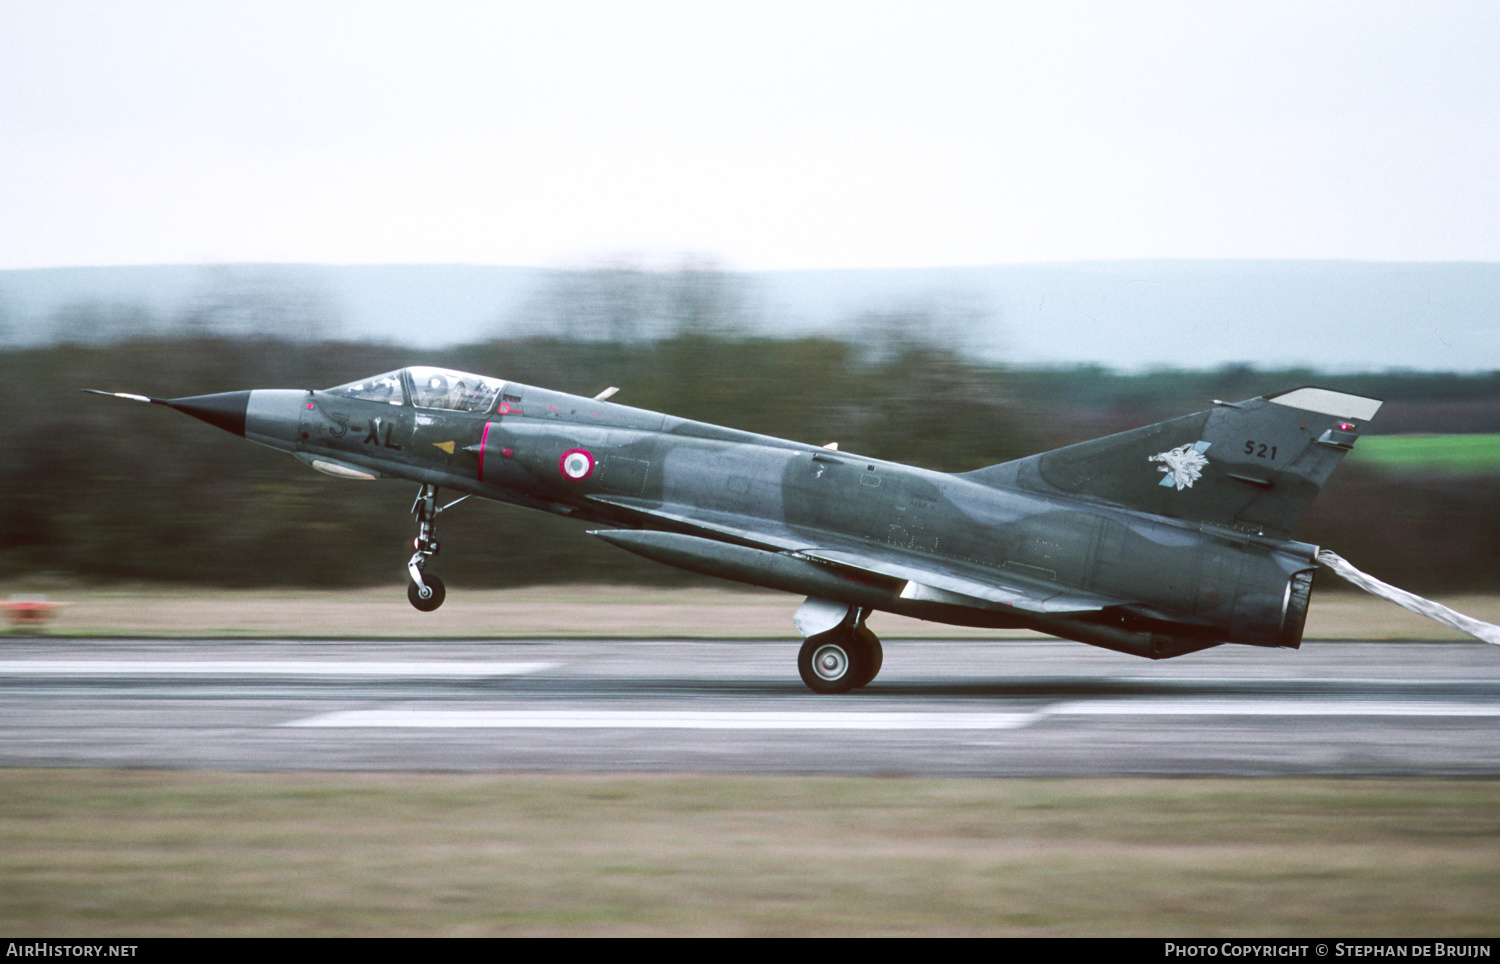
[{"left": 406, "top": 484, "right": 467, "bottom": 612}]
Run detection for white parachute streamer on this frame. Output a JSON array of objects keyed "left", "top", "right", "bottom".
[{"left": 1315, "top": 549, "right": 1500, "bottom": 646}]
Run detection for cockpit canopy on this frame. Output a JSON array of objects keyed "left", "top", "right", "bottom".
[{"left": 327, "top": 367, "right": 506, "bottom": 414}]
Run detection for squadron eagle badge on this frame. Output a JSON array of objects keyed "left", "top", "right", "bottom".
[{"left": 1149, "top": 441, "right": 1212, "bottom": 490}]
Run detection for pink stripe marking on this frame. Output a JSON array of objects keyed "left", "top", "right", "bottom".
[{"left": 478, "top": 421, "right": 492, "bottom": 481}]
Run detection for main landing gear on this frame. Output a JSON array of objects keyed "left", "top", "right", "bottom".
[
  {"left": 797, "top": 606, "right": 883, "bottom": 694},
  {"left": 406, "top": 483, "right": 468, "bottom": 612}
]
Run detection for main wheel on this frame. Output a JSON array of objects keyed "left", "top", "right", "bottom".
[
  {"left": 799, "top": 634, "right": 855, "bottom": 694},
  {"left": 407, "top": 573, "right": 446, "bottom": 612},
  {"left": 850, "top": 624, "right": 883, "bottom": 689},
  {"left": 798, "top": 629, "right": 874, "bottom": 694}
]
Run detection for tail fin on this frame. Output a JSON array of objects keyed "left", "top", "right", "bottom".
[{"left": 961, "top": 387, "right": 1382, "bottom": 538}]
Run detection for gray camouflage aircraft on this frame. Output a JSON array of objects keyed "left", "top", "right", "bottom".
[{"left": 89, "top": 370, "right": 1382, "bottom": 693}]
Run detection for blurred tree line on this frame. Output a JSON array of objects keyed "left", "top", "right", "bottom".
[
  {"left": 2, "top": 300, "right": 1498, "bottom": 593},
  {"left": 36, "top": 268, "right": 342, "bottom": 346}
]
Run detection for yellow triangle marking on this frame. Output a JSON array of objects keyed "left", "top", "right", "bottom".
[{"left": 433, "top": 440, "right": 455, "bottom": 454}]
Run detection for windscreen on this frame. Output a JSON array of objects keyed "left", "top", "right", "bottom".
[{"left": 327, "top": 370, "right": 406, "bottom": 405}]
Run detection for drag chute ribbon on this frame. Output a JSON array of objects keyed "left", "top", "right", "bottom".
[{"left": 1316, "top": 549, "right": 1500, "bottom": 645}]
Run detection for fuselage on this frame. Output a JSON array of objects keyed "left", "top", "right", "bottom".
[{"left": 233, "top": 373, "right": 1316, "bottom": 656}]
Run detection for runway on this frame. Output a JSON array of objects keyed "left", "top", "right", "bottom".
[{"left": 1, "top": 637, "right": 1497, "bottom": 775}]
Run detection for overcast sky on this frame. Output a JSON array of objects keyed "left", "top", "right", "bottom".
[{"left": 2, "top": 1, "right": 1497, "bottom": 270}]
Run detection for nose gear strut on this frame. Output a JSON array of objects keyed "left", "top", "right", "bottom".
[{"left": 406, "top": 484, "right": 468, "bottom": 612}]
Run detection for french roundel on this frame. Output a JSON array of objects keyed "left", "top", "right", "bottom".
[{"left": 559, "top": 448, "right": 595, "bottom": 481}]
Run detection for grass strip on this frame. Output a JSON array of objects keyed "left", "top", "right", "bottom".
[
  {"left": 0, "top": 770, "right": 1495, "bottom": 936},
  {"left": 1353, "top": 434, "right": 1500, "bottom": 474}
]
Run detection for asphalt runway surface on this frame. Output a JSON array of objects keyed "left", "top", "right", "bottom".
[{"left": 1, "top": 637, "right": 1497, "bottom": 776}]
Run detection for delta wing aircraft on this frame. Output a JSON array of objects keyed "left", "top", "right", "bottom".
[{"left": 89, "top": 370, "right": 1382, "bottom": 693}]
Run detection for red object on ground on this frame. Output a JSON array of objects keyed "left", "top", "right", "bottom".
[{"left": 3, "top": 600, "right": 61, "bottom": 627}]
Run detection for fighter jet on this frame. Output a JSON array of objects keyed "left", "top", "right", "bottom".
[{"left": 89, "top": 369, "right": 1382, "bottom": 693}]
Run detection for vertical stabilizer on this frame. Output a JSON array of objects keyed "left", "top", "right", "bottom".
[{"left": 961, "top": 387, "right": 1381, "bottom": 538}]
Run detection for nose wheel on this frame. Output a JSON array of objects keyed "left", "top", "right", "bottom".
[
  {"left": 407, "top": 573, "right": 446, "bottom": 612},
  {"left": 406, "top": 484, "right": 468, "bottom": 612}
]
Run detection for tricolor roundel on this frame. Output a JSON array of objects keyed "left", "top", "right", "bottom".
[{"left": 559, "top": 448, "right": 595, "bottom": 481}]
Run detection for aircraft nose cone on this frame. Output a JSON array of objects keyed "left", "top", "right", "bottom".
[
  {"left": 165, "top": 391, "right": 252, "bottom": 436},
  {"left": 164, "top": 389, "right": 307, "bottom": 451}
]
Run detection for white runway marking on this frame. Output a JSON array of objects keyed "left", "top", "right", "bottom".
[
  {"left": 1050, "top": 699, "right": 1500, "bottom": 717},
  {"left": 1121, "top": 677, "right": 1500, "bottom": 686},
  {"left": 285, "top": 700, "right": 1500, "bottom": 730},
  {"left": 285, "top": 709, "right": 1043, "bottom": 730},
  {"left": 0, "top": 661, "right": 556, "bottom": 677}
]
